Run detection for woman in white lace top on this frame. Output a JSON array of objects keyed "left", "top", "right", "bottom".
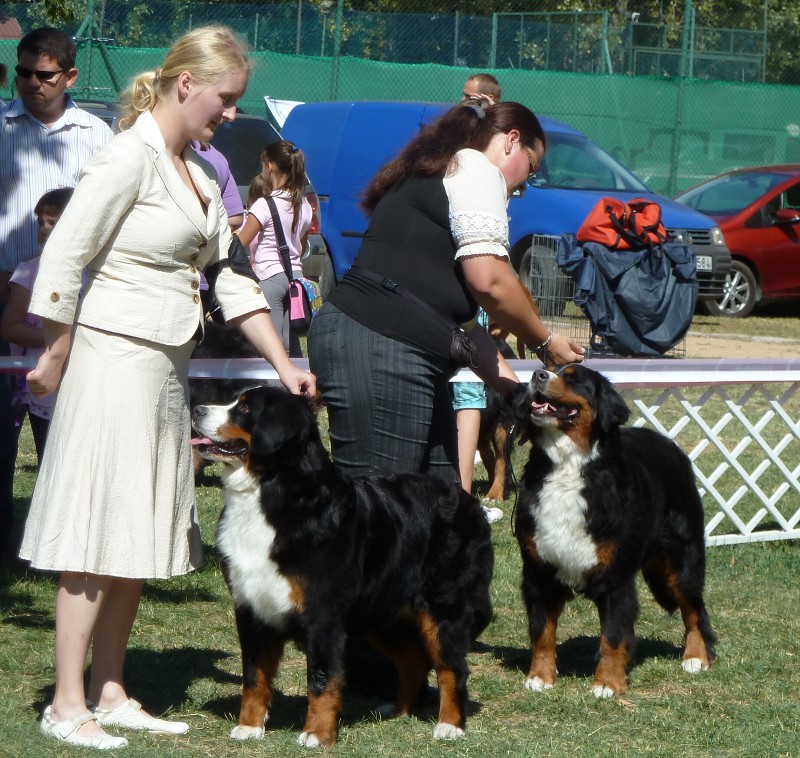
[{"left": 308, "top": 101, "right": 583, "bottom": 488}]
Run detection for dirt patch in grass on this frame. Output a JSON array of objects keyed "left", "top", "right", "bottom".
[{"left": 686, "top": 331, "right": 800, "bottom": 359}]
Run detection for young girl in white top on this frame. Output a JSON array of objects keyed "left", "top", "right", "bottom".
[{"left": 237, "top": 140, "right": 312, "bottom": 357}]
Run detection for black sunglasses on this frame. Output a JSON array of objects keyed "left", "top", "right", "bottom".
[{"left": 14, "top": 64, "right": 66, "bottom": 81}]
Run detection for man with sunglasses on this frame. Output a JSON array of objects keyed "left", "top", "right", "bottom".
[{"left": 0, "top": 27, "right": 111, "bottom": 563}]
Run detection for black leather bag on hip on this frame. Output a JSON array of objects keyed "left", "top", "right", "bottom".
[{"left": 350, "top": 266, "right": 481, "bottom": 369}]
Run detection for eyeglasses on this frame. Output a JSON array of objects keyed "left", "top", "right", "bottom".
[
  {"left": 15, "top": 64, "right": 65, "bottom": 82},
  {"left": 523, "top": 146, "right": 541, "bottom": 181}
]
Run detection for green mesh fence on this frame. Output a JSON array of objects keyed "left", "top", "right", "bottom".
[{"left": 1, "top": 0, "right": 798, "bottom": 196}]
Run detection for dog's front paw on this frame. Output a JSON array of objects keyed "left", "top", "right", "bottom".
[
  {"left": 591, "top": 684, "right": 617, "bottom": 699},
  {"left": 682, "top": 657, "right": 709, "bottom": 674},
  {"left": 432, "top": 722, "right": 465, "bottom": 740},
  {"left": 297, "top": 731, "right": 322, "bottom": 748},
  {"left": 524, "top": 675, "right": 555, "bottom": 692},
  {"left": 230, "top": 724, "right": 265, "bottom": 740}
]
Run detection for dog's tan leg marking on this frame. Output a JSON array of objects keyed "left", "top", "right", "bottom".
[
  {"left": 648, "top": 562, "right": 712, "bottom": 673},
  {"left": 524, "top": 591, "right": 565, "bottom": 691},
  {"left": 366, "top": 629, "right": 428, "bottom": 716},
  {"left": 239, "top": 638, "right": 284, "bottom": 729},
  {"left": 668, "top": 574, "right": 712, "bottom": 672},
  {"left": 478, "top": 439, "right": 497, "bottom": 493},
  {"left": 301, "top": 675, "right": 344, "bottom": 747},
  {"left": 418, "top": 612, "right": 464, "bottom": 735},
  {"left": 681, "top": 607, "right": 710, "bottom": 672},
  {"left": 592, "top": 635, "right": 629, "bottom": 697},
  {"left": 484, "top": 423, "right": 509, "bottom": 501},
  {"left": 526, "top": 614, "right": 559, "bottom": 688}
]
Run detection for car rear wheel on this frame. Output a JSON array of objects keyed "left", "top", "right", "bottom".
[{"left": 702, "top": 259, "right": 757, "bottom": 318}]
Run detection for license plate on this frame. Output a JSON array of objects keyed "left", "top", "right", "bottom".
[{"left": 696, "top": 255, "right": 712, "bottom": 271}]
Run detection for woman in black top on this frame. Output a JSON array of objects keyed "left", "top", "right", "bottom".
[{"left": 308, "top": 101, "right": 583, "bottom": 483}]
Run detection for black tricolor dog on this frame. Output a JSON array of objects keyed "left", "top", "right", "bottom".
[
  {"left": 510, "top": 364, "right": 716, "bottom": 697},
  {"left": 192, "top": 386, "right": 494, "bottom": 746}
]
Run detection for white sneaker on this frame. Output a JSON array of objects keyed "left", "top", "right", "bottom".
[
  {"left": 482, "top": 505, "right": 504, "bottom": 524},
  {"left": 93, "top": 699, "right": 188, "bottom": 735},
  {"left": 40, "top": 706, "right": 128, "bottom": 750}
]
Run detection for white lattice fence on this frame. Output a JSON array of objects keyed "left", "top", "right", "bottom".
[{"left": 623, "top": 381, "right": 800, "bottom": 545}]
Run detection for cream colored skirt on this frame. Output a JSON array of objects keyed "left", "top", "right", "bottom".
[{"left": 19, "top": 325, "right": 203, "bottom": 579}]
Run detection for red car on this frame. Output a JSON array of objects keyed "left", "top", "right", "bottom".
[{"left": 677, "top": 165, "right": 800, "bottom": 317}]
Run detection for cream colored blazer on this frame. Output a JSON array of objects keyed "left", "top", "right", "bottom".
[{"left": 29, "top": 110, "right": 266, "bottom": 346}]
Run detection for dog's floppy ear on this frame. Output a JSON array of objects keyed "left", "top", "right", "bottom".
[
  {"left": 248, "top": 393, "right": 312, "bottom": 460},
  {"left": 594, "top": 372, "right": 630, "bottom": 434},
  {"left": 507, "top": 382, "right": 530, "bottom": 423},
  {"left": 505, "top": 382, "right": 533, "bottom": 445}
]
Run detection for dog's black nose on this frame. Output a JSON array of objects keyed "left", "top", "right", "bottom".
[
  {"left": 533, "top": 369, "right": 550, "bottom": 385},
  {"left": 192, "top": 406, "right": 208, "bottom": 419}
]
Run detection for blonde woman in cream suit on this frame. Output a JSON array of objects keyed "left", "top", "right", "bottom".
[{"left": 19, "top": 26, "right": 315, "bottom": 750}]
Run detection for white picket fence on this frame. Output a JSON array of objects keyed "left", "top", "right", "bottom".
[{"left": 3, "top": 355, "right": 800, "bottom": 547}]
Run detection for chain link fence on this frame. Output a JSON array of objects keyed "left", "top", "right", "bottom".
[{"left": 1, "top": 0, "right": 798, "bottom": 194}]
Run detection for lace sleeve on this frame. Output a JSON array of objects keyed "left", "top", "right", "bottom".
[{"left": 444, "top": 149, "right": 510, "bottom": 261}]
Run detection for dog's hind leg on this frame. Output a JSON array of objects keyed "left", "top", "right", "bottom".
[
  {"left": 592, "top": 582, "right": 639, "bottom": 698},
  {"left": 298, "top": 629, "right": 346, "bottom": 747},
  {"left": 230, "top": 608, "right": 285, "bottom": 740},
  {"left": 366, "top": 621, "right": 430, "bottom": 717},
  {"left": 416, "top": 611, "right": 469, "bottom": 740},
  {"left": 482, "top": 423, "right": 508, "bottom": 502},
  {"left": 642, "top": 555, "right": 717, "bottom": 674}
]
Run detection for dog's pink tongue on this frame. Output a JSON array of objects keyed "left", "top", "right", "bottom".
[{"left": 191, "top": 437, "right": 212, "bottom": 446}]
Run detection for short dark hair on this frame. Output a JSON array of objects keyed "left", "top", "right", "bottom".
[
  {"left": 18, "top": 28, "right": 76, "bottom": 70},
  {"left": 35, "top": 187, "right": 74, "bottom": 217},
  {"left": 466, "top": 73, "right": 502, "bottom": 102}
]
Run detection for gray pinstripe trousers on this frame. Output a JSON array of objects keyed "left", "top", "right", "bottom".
[{"left": 308, "top": 303, "right": 459, "bottom": 484}]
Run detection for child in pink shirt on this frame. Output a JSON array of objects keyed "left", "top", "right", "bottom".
[{"left": 236, "top": 141, "right": 312, "bottom": 358}]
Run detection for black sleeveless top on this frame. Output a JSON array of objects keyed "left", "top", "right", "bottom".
[{"left": 328, "top": 174, "right": 478, "bottom": 360}]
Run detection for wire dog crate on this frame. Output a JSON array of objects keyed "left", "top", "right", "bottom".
[{"left": 526, "top": 234, "right": 686, "bottom": 359}]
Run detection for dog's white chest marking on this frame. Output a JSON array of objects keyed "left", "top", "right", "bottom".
[
  {"left": 217, "top": 467, "right": 294, "bottom": 630},
  {"left": 531, "top": 435, "right": 599, "bottom": 589}
]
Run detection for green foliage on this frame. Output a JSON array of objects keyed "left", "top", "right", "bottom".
[{"left": 41, "top": 0, "right": 79, "bottom": 23}]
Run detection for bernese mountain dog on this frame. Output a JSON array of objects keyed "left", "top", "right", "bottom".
[
  {"left": 192, "top": 386, "right": 494, "bottom": 746},
  {"left": 510, "top": 364, "right": 716, "bottom": 697}
]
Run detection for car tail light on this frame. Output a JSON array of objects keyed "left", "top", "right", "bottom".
[{"left": 305, "top": 185, "right": 321, "bottom": 235}]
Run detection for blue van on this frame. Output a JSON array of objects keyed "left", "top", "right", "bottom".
[{"left": 283, "top": 101, "right": 730, "bottom": 300}]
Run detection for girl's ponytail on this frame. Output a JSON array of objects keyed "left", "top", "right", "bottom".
[{"left": 262, "top": 140, "right": 307, "bottom": 233}]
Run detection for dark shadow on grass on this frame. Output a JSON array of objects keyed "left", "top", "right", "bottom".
[
  {"left": 205, "top": 681, "right": 482, "bottom": 736},
  {"left": 476, "top": 634, "right": 684, "bottom": 680}
]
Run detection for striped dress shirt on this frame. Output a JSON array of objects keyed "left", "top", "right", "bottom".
[{"left": 0, "top": 95, "right": 113, "bottom": 272}]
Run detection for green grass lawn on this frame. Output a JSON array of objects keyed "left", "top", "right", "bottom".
[
  {"left": 3, "top": 406, "right": 800, "bottom": 757},
  {"left": 691, "top": 300, "right": 800, "bottom": 341}
]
